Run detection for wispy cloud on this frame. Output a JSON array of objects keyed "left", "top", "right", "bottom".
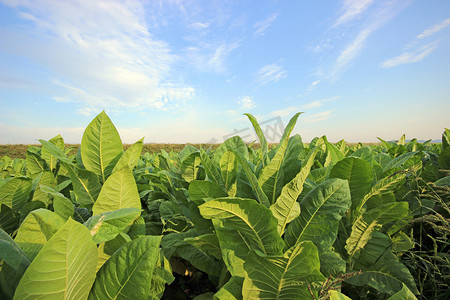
[
  {"left": 254, "top": 13, "right": 278, "bottom": 36},
  {"left": 255, "top": 63, "right": 287, "bottom": 86},
  {"left": 303, "top": 111, "right": 333, "bottom": 123},
  {"left": 328, "top": 0, "right": 410, "bottom": 80},
  {"left": 238, "top": 96, "right": 256, "bottom": 110},
  {"left": 1, "top": 0, "right": 194, "bottom": 114},
  {"left": 208, "top": 42, "right": 241, "bottom": 73},
  {"left": 333, "top": 0, "right": 375, "bottom": 27},
  {"left": 303, "top": 96, "right": 341, "bottom": 109},
  {"left": 189, "top": 22, "right": 210, "bottom": 30},
  {"left": 381, "top": 42, "right": 438, "bottom": 68},
  {"left": 417, "top": 18, "right": 450, "bottom": 39}
]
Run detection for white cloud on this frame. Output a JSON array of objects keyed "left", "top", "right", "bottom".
[
  {"left": 333, "top": 0, "right": 375, "bottom": 27},
  {"left": 1, "top": 0, "right": 194, "bottom": 111},
  {"left": 238, "top": 97, "right": 256, "bottom": 110},
  {"left": 270, "top": 106, "right": 300, "bottom": 118},
  {"left": 254, "top": 13, "right": 278, "bottom": 36},
  {"left": 303, "top": 111, "right": 333, "bottom": 123},
  {"left": 208, "top": 43, "right": 240, "bottom": 73},
  {"left": 417, "top": 18, "right": 450, "bottom": 39},
  {"left": 381, "top": 43, "right": 438, "bottom": 68},
  {"left": 255, "top": 63, "right": 287, "bottom": 86},
  {"left": 303, "top": 95, "right": 341, "bottom": 109},
  {"left": 189, "top": 22, "right": 210, "bottom": 30}
]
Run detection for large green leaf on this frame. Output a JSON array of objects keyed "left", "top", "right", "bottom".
[
  {"left": 14, "top": 218, "right": 97, "bottom": 300},
  {"left": 84, "top": 207, "right": 141, "bottom": 243},
  {"left": 112, "top": 138, "right": 144, "bottom": 173},
  {"left": 330, "top": 157, "right": 373, "bottom": 210},
  {"left": 346, "top": 202, "right": 409, "bottom": 264},
  {"left": 64, "top": 164, "right": 101, "bottom": 207},
  {"left": 258, "top": 113, "right": 302, "bottom": 204},
  {"left": 0, "top": 228, "right": 29, "bottom": 274},
  {"left": 39, "top": 185, "right": 74, "bottom": 220},
  {"left": 25, "top": 148, "right": 48, "bottom": 175},
  {"left": 81, "top": 111, "right": 123, "bottom": 182},
  {"left": 181, "top": 151, "right": 201, "bottom": 183},
  {"left": 15, "top": 209, "right": 66, "bottom": 260},
  {"left": 199, "top": 197, "right": 284, "bottom": 277},
  {"left": 243, "top": 241, "right": 325, "bottom": 299},
  {"left": 214, "top": 276, "right": 243, "bottom": 300},
  {"left": 0, "top": 178, "right": 32, "bottom": 212},
  {"left": 387, "top": 284, "right": 418, "bottom": 300},
  {"left": 285, "top": 178, "right": 351, "bottom": 253},
  {"left": 270, "top": 147, "right": 318, "bottom": 235},
  {"left": 88, "top": 235, "right": 162, "bottom": 300},
  {"left": 189, "top": 180, "right": 228, "bottom": 205},
  {"left": 92, "top": 167, "right": 141, "bottom": 215},
  {"left": 213, "top": 135, "right": 249, "bottom": 165},
  {"left": 220, "top": 150, "right": 238, "bottom": 192},
  {"left": 41, "top": 135, "right": 65, "bottom": 171}
]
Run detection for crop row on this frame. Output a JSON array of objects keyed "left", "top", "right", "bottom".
[{"left": 0, "top": 111, "right": 448, "bottom": 299}]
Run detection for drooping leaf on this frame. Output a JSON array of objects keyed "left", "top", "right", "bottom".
[
  {"left": 214, "top": 276, "right": 243, "bottom": 300},
  {"left": 112, "top": 137, "right": 144, "bottom": 173},
  {"left": 270, "top": 147, "right": 318, "bottom": 235},
  {"left": 387, "top": 283, "right": 418, "bottom": 300},
  {"left": 200, "top": 197, "right": 284, "bottom": 277},
  {"left": 40, "top": 135, "right": 66, "bottom": 171},
  {"left": 213, "top": 135, "right": 249, "bottom": 165},
  {"left": 258, "top": 113, "right": 302, "bottom": 204},
  {"left": 92, "top": 167, "right": 141, "bottom": 215},
  {"left": 64, "top": 164, "right": 101, "bottom": 207},
  {"left": 88, "top": 235, "right": 162, "bottom": 300},
  {"left": 243, "top": 241, "right": 325, "bottom": 299},
  {"left": 25, "top": 148, "right": 48, "bottom": 175},
  {"left": 14, "top": 218, "right": 97, "bottom": 300},
  {"left": 84, "top": 207, "right": 141, "bottom": 243},
  {"left": 181, "top": 151, "right": 201, "bottom": 183},
  {"left": 200, "top": 149, "right": 226, "bottom": 191},
  {"left": 285, "top": 178, "right": 351, "bottom": 253},
  {"left": 39, "top": 185, "right": 74, "bottom": 220},
  {"left": 81, "top": 111, "right": 123, "bottom": 182}
]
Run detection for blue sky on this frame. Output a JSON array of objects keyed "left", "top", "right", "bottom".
[{"left": 0, "top": 0, "right": 449, "bottom": 144}]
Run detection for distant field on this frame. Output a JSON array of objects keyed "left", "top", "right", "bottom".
[{"left": 0, "top": 142, "right": 379, "bottom": 159}]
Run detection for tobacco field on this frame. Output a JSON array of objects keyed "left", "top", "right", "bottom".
[{"left": 0, "top": 111, "right": 448, "bottom": 299}]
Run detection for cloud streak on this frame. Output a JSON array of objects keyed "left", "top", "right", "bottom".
[
  {"left": 381, "top": 43, "right": 438, "bottom": 68},
  {"left": 255, "top": 63, "right": 287, "bottom": 86},
  {"left": 417, "top": 18, "right": 450, "bottom": 39},
  {"left": 333, "top": 0, "right": 375, "bottom": 27},
  {"left": 254, "top": 13, "right": 278, "bottom": 36}
]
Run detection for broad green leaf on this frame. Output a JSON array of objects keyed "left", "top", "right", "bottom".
[
  {"left": 0, "top": 204, "right": 20, "bottom": 234},
  {"left": 148, "top": 252, "right": 175, "bottom": 300},
  {"left": 346, "top": 252, "right": 418, "bottom": 295},
  {"left": 245, "top": 113, "right": 269, "bottom": 167},
  {"left": 174, "top": 240, "right": 222, "bottom": 277},
  {"left": 200, "top": 149, "right": 226, "bottom": 191},
  {"left": 40, "top": 135, "right": 65, "bottom": 170},
  {"left": 64, "top": 164, "right": 101, "bottom": 207},
  {"left": 14, "top": 218, "right": 97, "bottom": 300},
  {"left": 270, "top": 147, "right": 318, "bottom": 235},
  {"left": 346, "top": 202, "right": 409, "bottom": 263},
  {"left": 0, "top": 177, "right": 32, "bottom": 212},
  {"left": 213, "top": 135, "right": 249, "bottom": 165},
  {"left": 355, "top": 172, "right": 406, "bottom": 215},
  {"left": 330, "top": 157, "right": 373, "bottom": 210},
  {"left": 324, "top": 141, "right": 344, "bottom": 167},
  {"left": 81, "top": 111, "right": 123, "bottom": 182},
  {"left": 439, "top": 146, "right": 450, "bottom": 169},
  {"left": 181, "top": 151, "right": 201, "bottom": 183},
  {"left": 15, "top": 208, "right": 65, "bottom": 260},
  {"left": 258, "top": 113, "right": 302, "bottom": 204},
  {"left": 184, "top": 233, "right": 222, "bottom": 260},
  {"left": 0, "top": 228, "right": 29, "bottom": 274},
  {"left": 84, "top": 207, "right": 141, "bottom": 243},
  {"left": 232, "top": 150, "right": 270, "bottom": 207},
  {"left": 189, "top": 180, "right": 228, "bottom": 205},
  {"left": 320, "top": 248, "right": 346, "bottom": 277},
  {"left": 89, "top": 235, "right": 162, "bottom": 300},
  {"left": 200, "top": 197, "right": 284, "bottom": 277},
  {"left": 243, "top": 241, "right": 325, "bottom": 299},
  {"left": 96, "top": 242, "right": 110, "bottom": 272},
  {"left": 220, "top": 150, "right": 238, "bottom": 191},
  {"left": 92, "top": 167, "right": 141, "bottom": 215},
  {"left": 25, "top": 148, "right": 48, "bottom": 175},
  {"left": 112, "top": 137, "right": 144, "bottom": 173},
  {"left": 387, "top": 283, "right": 417, "bottom": 300},
  {"left": 285, "top": 178, "right": 351, "bottom": 253},
  {"left": 214, "top": 276, "right": 243, "bottom": 300}
]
